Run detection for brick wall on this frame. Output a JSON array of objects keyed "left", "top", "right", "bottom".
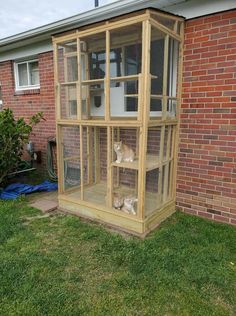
[
  {"left": 0, "top": 51, "right": 56, "bottom": 171},
  {"left": 177, "top": 10, "right": 236, "bottom": 225}
]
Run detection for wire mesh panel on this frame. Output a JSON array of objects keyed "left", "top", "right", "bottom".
[
  {"left": 80, "top": 127, "right": 107, "bottom": 206},
  {"left": 145, "top": 168, "right": 160, "bottom": 217},
  {"left": 79, "top": 32, "right": 106, "bottom": 120},
  {"left": 147, "top": 127, "right": 162, "bottom": 164},
  {"left": 57, "top": 40, "right": 78, "bottom": 83},
  {"left": 150, "top": 12, "right": 176, "bottom": 31},
  {"left": 57, "top": 41, "right": 78, "bottom": 120},
  {"left": 149, "top": 26, "right": 165, "bottom": 119},
  {"left": 109, "top": 24, "right": 142, "bottom": 120},
  {"left": 61, "top": 126, "right": 81, "bottom": 191},
  {"left": 112, "top": 166, "right": 138, "bottom": 216},
  {"left": 167, "top": 38, "right": 179, "bottom": 118},
  {"left": 60, "top": 83, "right": 77, "bottom": 119}
]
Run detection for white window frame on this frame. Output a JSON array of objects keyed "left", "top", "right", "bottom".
[{"left": 14, "top": 59, "right": 40, "bottom": 91}]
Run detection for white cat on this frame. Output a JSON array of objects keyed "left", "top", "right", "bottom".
[
  {"left": 114, "top": 141, "right": 135, "bottom": 163},
  {"left": 122, "top": 196, "right": 138, "bottom": 215}
]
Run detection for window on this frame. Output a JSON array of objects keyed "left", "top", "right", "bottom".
[
  {"left": 14, "top": 59, "right": 40, "bottom": 90},
  {"left": 89, "top": 49, "right": 122, "bottom": 86}
]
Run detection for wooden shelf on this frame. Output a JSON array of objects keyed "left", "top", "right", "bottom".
[
  {"left": 90, "top": 88, "right": 104, "bottom": 93},
  {"left": 60, "top": 81, "right": 77, "bottom": 86},
  {"left": 82, "top": 79, "right": 104, "bottom": 85},
  {"left": 151, "top": 74, "right": 158, "bottom": 79},
  {"left": 111, "top": 154, "right": 165, "bottom": 171},
  {"left": 124, "top": 94, "right": 138, "bottom": 98},
  {"left": 110, "top": 75, "right": 139, "bottom": 82}
]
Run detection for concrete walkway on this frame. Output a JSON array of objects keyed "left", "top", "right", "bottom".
[{"left": 29, "top": 191, "right": 58, "bottom": 213}]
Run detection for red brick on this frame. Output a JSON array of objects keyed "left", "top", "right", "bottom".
[
  {"left": 177, "top": 11, "right": 236, "bottom": 227},
  {"left": 0, "top": 53, "right": 56, "bottom": 171}
]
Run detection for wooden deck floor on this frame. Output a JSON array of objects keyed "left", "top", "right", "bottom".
[{"left": 67, "top": 182, "right": 159, "bottom": 217}]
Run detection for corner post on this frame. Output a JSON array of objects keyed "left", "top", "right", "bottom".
[{"left": 137, "top": 18, "right": 151, "bottom": 220}]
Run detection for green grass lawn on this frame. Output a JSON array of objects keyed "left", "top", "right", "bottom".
[{"left": 0, "top": 199, "right": 235, "bottom": 316}]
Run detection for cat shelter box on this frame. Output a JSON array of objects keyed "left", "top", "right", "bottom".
[{"left": 53, "top": 8, "right": 184, "bottom": 236}]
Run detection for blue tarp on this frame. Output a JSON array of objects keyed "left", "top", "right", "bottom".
[{"left": 0, "top": 181, "right": 58, "bottom": 200}]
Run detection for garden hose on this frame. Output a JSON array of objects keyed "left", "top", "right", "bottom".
[{"left": 47, "top": 137, "right": 58, "bottom": 182}]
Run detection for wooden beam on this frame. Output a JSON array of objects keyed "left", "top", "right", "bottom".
[
  {"left": 162, "top": 34, "right": 169, "bottom": 120},
  {"left": 172, "top": 22, "right": 184, "bottom": 201},
  {"left": 56, "top": 125, "right": 64, "bottom": 194},
  {"left": 137, "top": 73, "right": 142, "bottom": 121},
  {"left": 84, "top": 50, "right": 91, "bottom": 120},
  {"left": 137, "top": 19, "right": 151, "bottom": 220},
  {"left": 169, "top": 125, "right": 176, "bottom": 199},
  {"left": 63, "top": 47, "right": 70, "bottom": 118},
  {"left": 116, "top": 127, "right": 120, "bottom": 188},
  {"left": 157, "top": 125, "right": 166, "bottom": 205},
  {"left": 174, "top": 20, "right": 178, "bottom": 33},
  {"left": 105, "top": 30, "right": 110, "bottom": 121},
  {"left": 163, "top": 125, "right": 172, "bottom": 202},
  {"left": 53, "top": 42, "right": 60, "bottom": 121},
  {"left": 87, "top": 126, "right": 93, "bottom": 185},
  {"left": 53, "top": 42, "right": 64, "bottom": 194},
  {"left": 150, "top": 18, "right": 182, "bottom": 42},
  {"left": 94, "top": 127, "right": 101, "bottom": 184},
  {"left": 148, "top": 8, "right": 184, "bottom": 22},
  {"left": 107, "top": 126, "right": 113, "bottom": 208},
  {"left": 77, "top": 37, "right": 82, "bottom": 120},
  {"left": 77, "top": 14, "right": 148, "bottom": 38},
  {"left": 79, "top": 125, "right": 84, "bottom": 200},
  {"left": 57, "top": 119, "right": 143, "bottom": 127},
  {"left": 52, "top": 11, "right": 152, "bottom": 46}
]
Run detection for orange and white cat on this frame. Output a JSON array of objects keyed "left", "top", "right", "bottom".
[
  {"left": 114, "top": 141, "right": 135, "bottom": 163},
  {"left": 122, "top": 196, "right": 138, "bottom": 215},
  {"left": 113, "top": 193, "right": 124, "bottom": 210}
]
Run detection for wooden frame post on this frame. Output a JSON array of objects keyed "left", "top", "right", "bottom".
[
  {"left": 94, "top": 127, "right": 101, "bottom": 184},
  {"left": 137, "top": 19, "right": 151, "bottom": 220},
  {"left": 163, "top": 125, "right": 172, "bottom": 202},
  {"left": 79, "top": 125, "right": 84, "bottom": 200},
  {"left": 157, "top": 125, "right": 165, "bottom": 204},
  {"left": 53, "top": 41, "right": 64, "bottom": 194},
  {"left": 172, "top": 22, "right": 184, "bottom": 201},
  {"left": 87, "top": 126, "right": 93, "bottom": 185},
  {"left": 162, "top": 34, "right": 169, "bottom": 120},
  {"left": 105, "top": 29, "right": 110, "bottom": 121},
  {"left": 107, "top": 126, "right": 113, "bottom": 208},
  {"left": 169, "top": 125, "right": 176, "bottom": 200},
  {"left": 77, "top": 36, "right": 82, "bottom": 120}
]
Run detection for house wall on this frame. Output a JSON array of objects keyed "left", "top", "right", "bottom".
[
  {"left": 0, "top": 51, "right": 56, "bottom": 171},
  {"left": 177, "top": 10, "right": 236, "bottom": 225}
]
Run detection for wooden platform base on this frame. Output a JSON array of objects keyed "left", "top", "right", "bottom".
[
  {"left": 66, "top": 182, "right": 160, "bottom": 217},
  {"left": 58, "top": 184, "right": 176, "bottom": 236}
]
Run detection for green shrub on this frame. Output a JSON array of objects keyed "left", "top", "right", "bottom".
[{"left": 0, "top": 108, "right": 43, "bottom": 185}]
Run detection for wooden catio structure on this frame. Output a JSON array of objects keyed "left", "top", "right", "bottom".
[{"left": 53, "top": 8, "right": 184, "bottom": 236}]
